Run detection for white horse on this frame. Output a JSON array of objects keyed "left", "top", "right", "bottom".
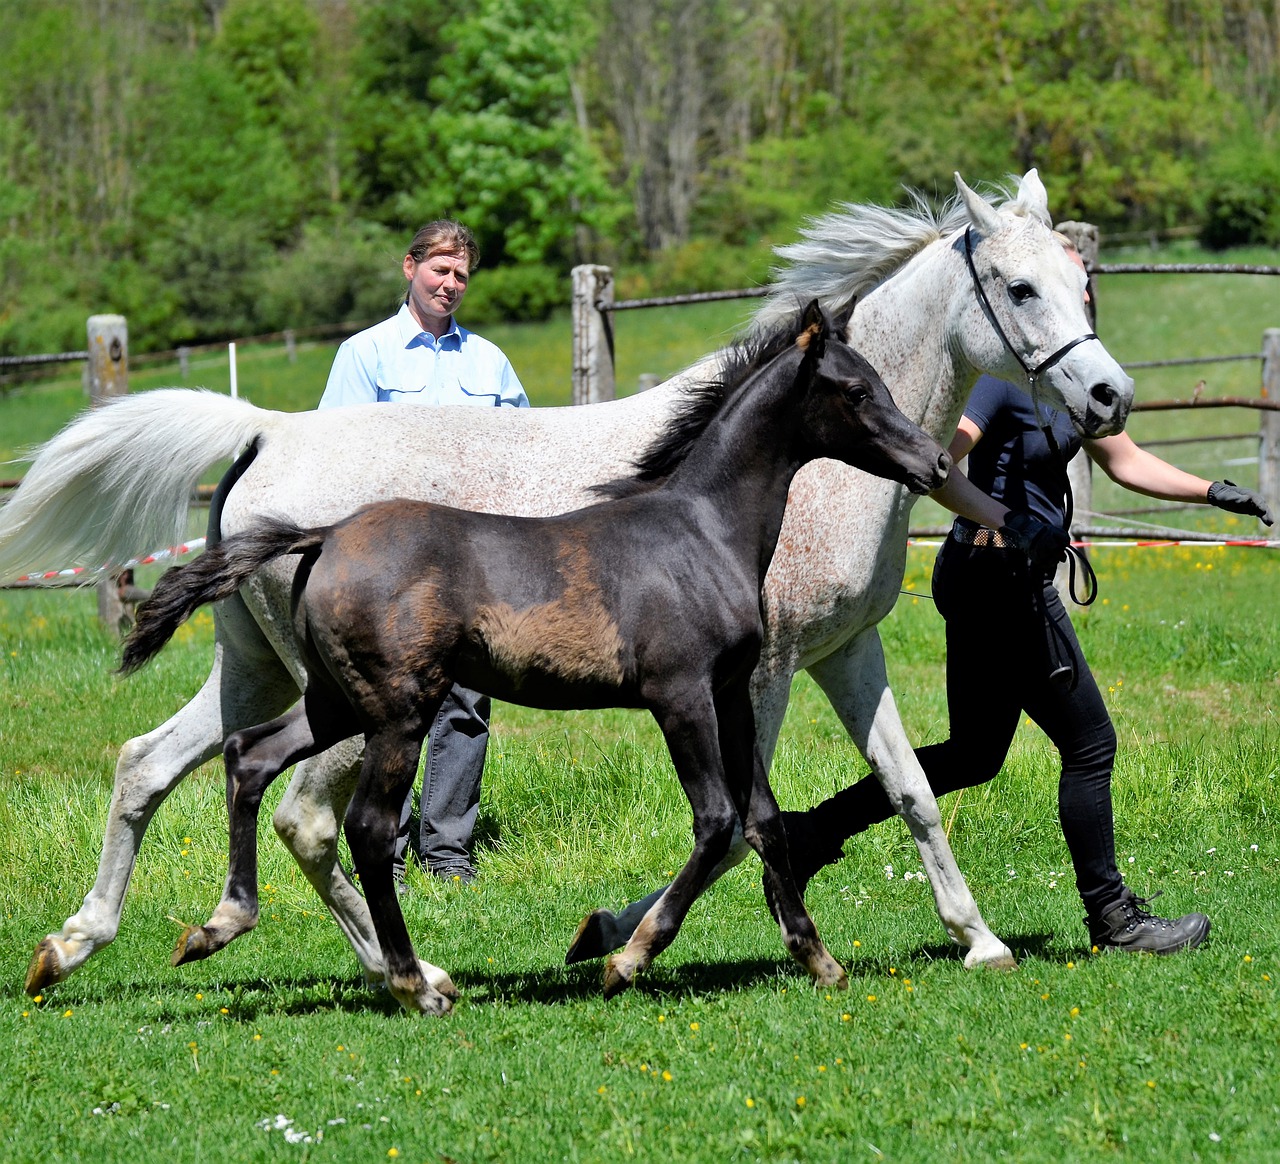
[{"left": 9, "top": 172, "right": 1132, "bottom": 998}]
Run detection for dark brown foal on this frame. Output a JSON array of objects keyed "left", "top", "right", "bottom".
[{"left": 122, "top": 301, "right": 950, "bottom": 1014}]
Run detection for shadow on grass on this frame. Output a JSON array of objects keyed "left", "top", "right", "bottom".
[{"left": 6, "top": 932, "right": 1067, "bottom": 1018}]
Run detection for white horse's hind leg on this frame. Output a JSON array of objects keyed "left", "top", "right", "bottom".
[
  {"left": 807, "top": 631, "right": 1016, "bottom": 969},
  {"left": 26, "top": 599, "right": 299, "bottom": 996},
  {"left": 26, "top": 693, "right": 223, "bottom": 994},
  {"left": 272, "top": 742, "right": 456, "bottom": 1000}
]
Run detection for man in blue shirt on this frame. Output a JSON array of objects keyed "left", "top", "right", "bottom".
[{"left": 319, "top": 220, "right": 529, "bottom": 884}]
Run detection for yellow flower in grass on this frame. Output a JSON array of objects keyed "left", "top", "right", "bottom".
[
  {"left": 662, "top": 1071, "right": 672, "bottom": 1082},
  {"left": 745, "top": 1097, "right": 755, "bottom": 1109}
]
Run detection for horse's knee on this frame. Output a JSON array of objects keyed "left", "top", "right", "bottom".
[
  {"left": 692, "top": 806, "right": 738, "bottom": 860},
  {"left": 273, "top": 793, "right": 339, "bottom": 870},
  {"left": 343, "top": 803, "right": 398, "bottom": 867},
  {"left": 110, "top": 736, "right": 175, "bottom": 825}
]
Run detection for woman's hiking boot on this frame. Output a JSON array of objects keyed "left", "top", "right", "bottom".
[{"left": 1087, "top": 888, "right": 1210, "bottom": 954}]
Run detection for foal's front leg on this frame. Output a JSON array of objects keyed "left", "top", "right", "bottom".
[
  {"left": 604, "top": 691, "right": 739, "bottom": 998},
  {"left": 716, "top": 682, "right": 846, "bottom": 990}
]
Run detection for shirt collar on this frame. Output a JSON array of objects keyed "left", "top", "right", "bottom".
[{"left": 395, "top": 301, "right": 463, "bottom": 350}]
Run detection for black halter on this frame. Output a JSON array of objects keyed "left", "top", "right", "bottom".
[
  {"left": 962, "top": 226, "right": 1098, "bottom": 610},
  {"left": 962, "top": 227, "right": 1099, "bottom": 393}
]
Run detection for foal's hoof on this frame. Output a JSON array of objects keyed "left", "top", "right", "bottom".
[
  {"left": 602, "top": 956, "right": 633, "bottom": 1000},
  {"left": 422, "top": 962, "right": 459, "bottom": 1003},
  {"left": 25, "top": 938, "right": 67, "bottom": 995},
  {"left": 172, "top": 925, "right": 216, "bottom": 966},
  {"left": 566, "top": 909, "right": 615, "bottom": 964},
  {"left": 811, "top": 959, "right": 849, "bottom": 991}
]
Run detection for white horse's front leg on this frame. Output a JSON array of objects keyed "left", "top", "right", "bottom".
[
  {"left": 808, "top": 632, "right": 1015, "bottom": 969},
  {"left": 272, "top": 741, "right": 455, "bottom": 1000}
]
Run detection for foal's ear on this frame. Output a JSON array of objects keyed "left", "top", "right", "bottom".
[
  {"left": 831, "top": 296, "right": 857, "bottom": 339},
  {"left": 796, "top": 298, "right": 827, "bottom": 360}
]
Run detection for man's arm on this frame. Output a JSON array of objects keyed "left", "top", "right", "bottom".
[{"left": 317, "top": 339, "right": 379, "bottom": 410}]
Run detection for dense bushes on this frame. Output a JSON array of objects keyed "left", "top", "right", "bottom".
[{"left": 1200, "top": 140, "right": 1280, "bottom": 250}]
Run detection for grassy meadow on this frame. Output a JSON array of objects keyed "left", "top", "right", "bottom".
[{"left": 1, "top": 239, "right": 1279, "bottom": 1161}]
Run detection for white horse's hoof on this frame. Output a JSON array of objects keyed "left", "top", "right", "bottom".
[
  {"left": 963, "top": 943, "right": 1018, "bottom": 971},
  {"left": 26, "top": 937, "right": 70, "bottom": 995}
]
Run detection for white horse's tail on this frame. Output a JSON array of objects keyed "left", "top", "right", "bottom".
[{"left": 0, "top": 389, "right": 285, "bottom": 579}]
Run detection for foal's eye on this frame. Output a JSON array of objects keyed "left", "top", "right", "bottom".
[
  {"left": 1009, "top": 281, "right": 1037, "bottom": 305},
  {"left": 844, "top": 384, "right": 870, "bottom": 405}
]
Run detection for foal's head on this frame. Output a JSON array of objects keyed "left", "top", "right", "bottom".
[{"left": 788, "top": 300, "right": 951, "bottom": 495}]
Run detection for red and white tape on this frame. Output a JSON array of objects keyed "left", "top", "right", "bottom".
[{"left": 11, "top": 537, "right": 207, "bottom": 584}]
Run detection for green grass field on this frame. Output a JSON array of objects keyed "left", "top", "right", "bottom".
[
  {"left": 1, "top": 240, "right": 1279, "bottom": 1160},
  {"left": 1, "top": 544, "right": 1278, "bottom": 1162}
]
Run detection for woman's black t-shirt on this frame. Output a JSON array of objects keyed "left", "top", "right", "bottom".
[{"left": 954, "top": 374, "right": 1082, "bottom": 532}]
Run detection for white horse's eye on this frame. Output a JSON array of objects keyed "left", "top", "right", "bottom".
[{"left": 1009, "top": 281, "right": 1037, "bottom": 305}]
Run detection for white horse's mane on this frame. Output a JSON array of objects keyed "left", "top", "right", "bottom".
[{"left": 753, "top": 178, "right": 1044, "bottom": 328}]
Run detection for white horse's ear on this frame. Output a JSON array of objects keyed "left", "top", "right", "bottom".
[
  {"left": 955, "top": 172, "right": 1002, "bottom": 236},
  {"left": 1016, "top": 168, "right": 1052, "bottom": 225}
]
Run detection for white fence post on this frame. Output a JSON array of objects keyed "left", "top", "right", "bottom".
[
  {"left": 572, "top": 264, "right": 615, "bottom": 405},
  {"left": 86, "top": 314, "right": 130, "bottom": 634},
  {"left": 1261, "top": 328, "right": 1280, "bottom": 525}
]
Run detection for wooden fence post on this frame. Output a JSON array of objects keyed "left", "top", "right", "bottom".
[
  {"left": 572, "top": 264, "right": 615, "bottom": 405},
  {"left": 1261, "top": 328, "right": 1280, "bottom": 525},
  {"left": 87, "top": 314, "right": 130, "bottom": 634}
]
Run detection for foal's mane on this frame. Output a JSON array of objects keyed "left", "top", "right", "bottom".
[
  {"left": 592, "top": 308, "right": 815, "bottom": 500},
  {"left": 752, "top": 179, "right": 1034, "bottom": 329}
]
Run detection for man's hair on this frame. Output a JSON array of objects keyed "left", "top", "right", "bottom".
[{"left": 406, "top": 220, "right": 481, "bottom": 270}]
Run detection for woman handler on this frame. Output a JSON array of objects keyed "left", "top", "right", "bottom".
[{"left": 784, "top": 249, "right": 1272, "bottom": 953}]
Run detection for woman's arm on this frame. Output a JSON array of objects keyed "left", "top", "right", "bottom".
[
  {"left": 928, "top": 415, "right": 1015, "bottom": 529},
  {"left": 1083, "top": 432, "right": 1211, "bottom": 502}
]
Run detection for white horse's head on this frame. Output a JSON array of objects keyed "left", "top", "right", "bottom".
[{"left": 953, "top": 170, "right": 1132, "bottom": 437}]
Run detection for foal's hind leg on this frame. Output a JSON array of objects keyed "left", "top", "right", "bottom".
[
  {"left": 345, "top": 726, "right": 453, "bottom": 1016},
  {"left": 717, "top": 682, "right": 846, "bottom": 990},
  {"left": 27, "top": 612, "right": 298, "bottom": 995},
  {"left": 171, "top": 686, "right": 357, "bottom": 966},
  {"left": 604, "top": 691, "right": 739, "bottom": 998}
]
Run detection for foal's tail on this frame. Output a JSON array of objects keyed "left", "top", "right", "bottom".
[
  {"left": 120, "top": 518, "right": 325, "bottom": 675},
  {"left": 0, "top": 389, "right": 286, "bottom": 581}
]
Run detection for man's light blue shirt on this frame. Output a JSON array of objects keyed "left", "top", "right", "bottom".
[{"left": 318, "top": 303, "right": 528, "bottom": 410}]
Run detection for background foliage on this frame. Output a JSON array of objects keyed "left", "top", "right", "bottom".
[{"left": 1, "top": 0, "right": 1278, "bottom": 355}]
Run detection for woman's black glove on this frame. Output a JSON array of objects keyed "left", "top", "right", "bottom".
[
  {"left": 1207, "top": 480, "right": 1274, "bottom": 526},
  {"left": 1000, "top": 511, "right": 1071, "bottom": 573}
]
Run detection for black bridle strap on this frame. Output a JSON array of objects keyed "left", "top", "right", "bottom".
[
  {"left": 962, "top": 227, "right": 1097, "bottom": 386},
  {"left": 963, "top": 225, "right": 1098, "bottom": 607}
]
